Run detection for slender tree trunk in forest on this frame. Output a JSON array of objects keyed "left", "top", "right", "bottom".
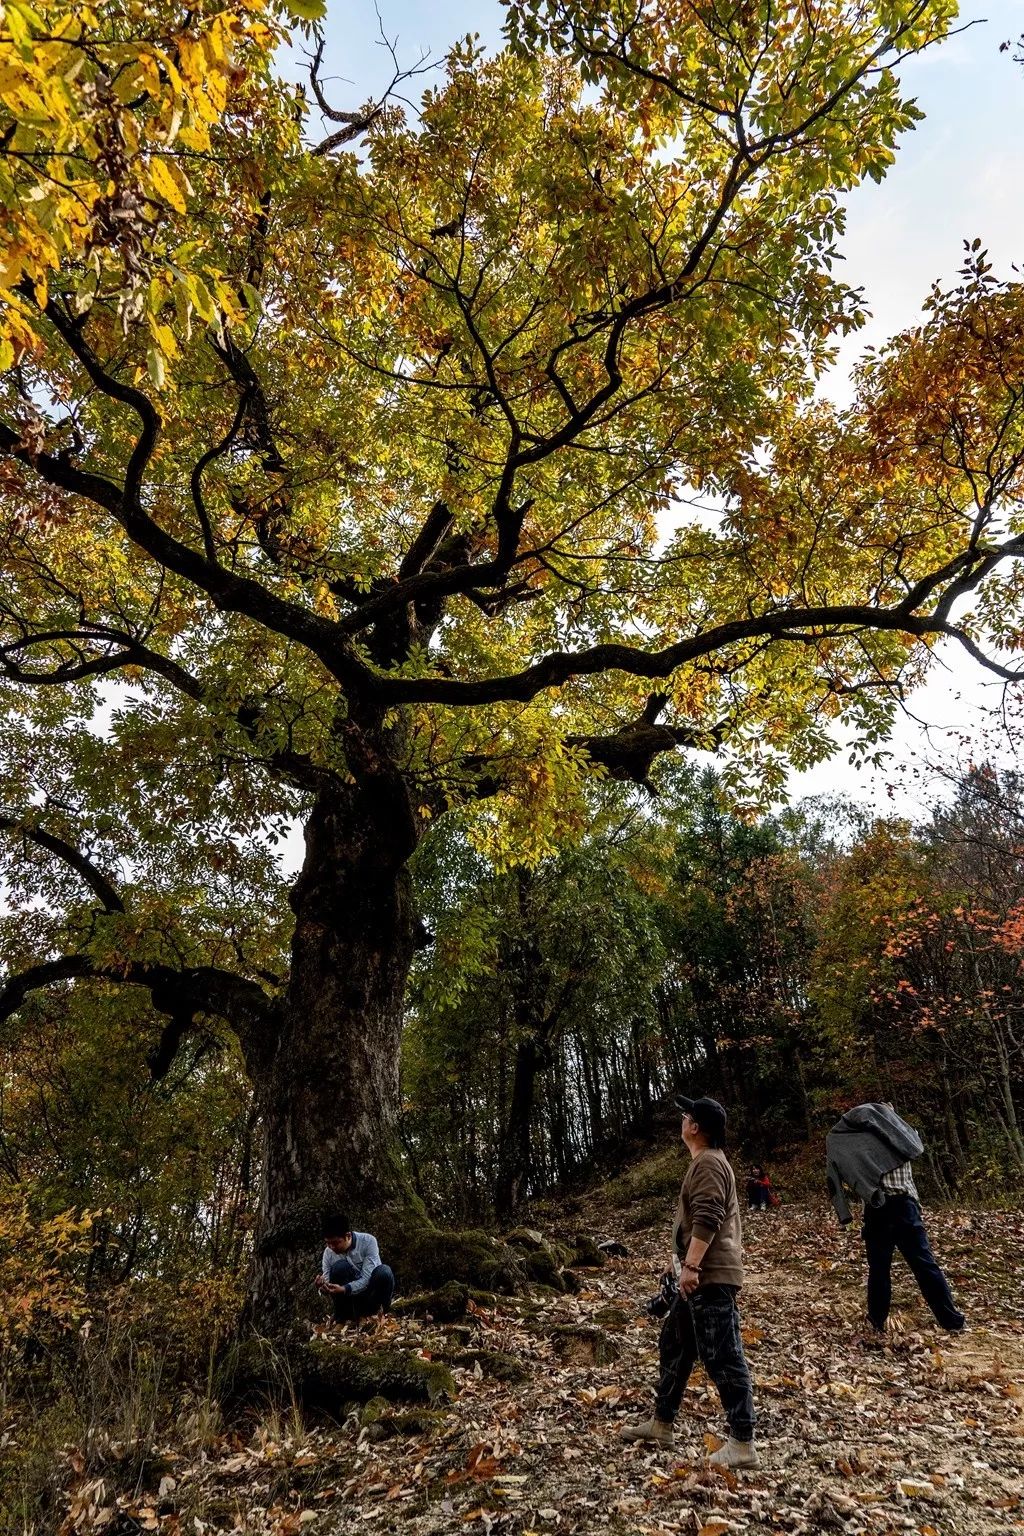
[
  {"left": 632, "top": 1021, "right": 654, "bottom": 1134},
  {"left": 495, "top": 886, "right": 553, "bottom": 1221},
  {"left": 938, "top": 1050, "right": 966, "bottom": 1179},
  {"left": 222, "top": 1098, "right": 259, "bottom": 1271},
  {"left": 246, "top": 744, "right": 424, "bottom": 1334},
  {"left": 779, "top": 1041, "right": 812, "bottom": 1140},
  {"left": 581, "top": 1040, "right": 604, "bottom": 1149},
  {"left": 495, "top": 1035, "right": 547, "bottom": 1221},
  {"left": 549, "top": 1063, "right": 571, "bottom": 1183},
  {"left": 961, "top": 931, "right": 1024, "bottom": 1174}
]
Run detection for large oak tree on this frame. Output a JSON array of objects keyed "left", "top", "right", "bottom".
[{"left": 2, "top": 0, "right": 1024, "bottom": 1330}]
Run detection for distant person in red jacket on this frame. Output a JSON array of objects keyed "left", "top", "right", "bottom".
[{"left": 746, "top": 1165, "right": 778, "bottom": 1211}]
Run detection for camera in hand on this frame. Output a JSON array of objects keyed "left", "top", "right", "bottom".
[{"left": 645, "top": 1270, "right": 678, "bottom": 1318}]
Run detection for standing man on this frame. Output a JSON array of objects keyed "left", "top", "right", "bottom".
[
  {"left": 621, "top": 1095, "right": 758, "bottom": 1470},
  {"left": 826, "top": 1102, "right": 965, "bottom": 1334},
  {"left": 314, "top": 1213, "right": 396, "bottom": 1323}
]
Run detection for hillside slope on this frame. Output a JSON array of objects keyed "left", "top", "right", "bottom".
[{"left": 57, "top": 1173, "right": 1024, "bottom": 1536}]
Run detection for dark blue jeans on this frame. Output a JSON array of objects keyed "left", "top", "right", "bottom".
[
  {"left": 327, "top": 1255, "right": 396, "bottom": 1321},
  {"left": 862, "top": 1194, "right": 964, "bottom": 1331},
  {"left": 655, "top": 1284, "right": 756, "bottom": 1441}
]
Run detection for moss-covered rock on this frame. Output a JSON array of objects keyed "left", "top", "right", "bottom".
[
  {"left": 393, "top": 1281, "right": 470, "bottom": 1322},
  {"left": 217, "top": 1335, "right": 454, "bottom": 1418},
  {"left": 442, "top": 1323, "right": 483, "bottom": 1346},
  {"left": 567, "top": 1234, "right": 607, "bottom": 1269},
  {"left": 360, "top": 1395, "right": 447, "bottom": 1441},
  {"left": 593, "top": 1304, "right": 632, "bottom": 1330},
  {"left": 359, "top": 1393, "right": 390, "bottom": 1425},
  {"left": 448, "top": 1348, "right": 531, "bottom": 1384},
  {"left": 598, "top": 1240, "right": 630, "bottom": 1259},
  {"left": 515, "top": 1243, "right": 565, "bottom": 1291},
  {"left": 388, "top": 1227, "right": 525, "bottom": 1294},
  {"left": 559, "top": 1269, "right": 583, "bottom": 1294},
  {"left": 504, "top": 1227, "right": 546, "bottom": 1251},
  {"left": 550, "top": 1325, "right": 620, "bottom": 1366},
  {"left": 304, "top": 1340, "right": 454, "bottom": 1411}
]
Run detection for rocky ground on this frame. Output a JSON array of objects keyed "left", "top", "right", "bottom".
[{"left": 60, "top": 1197, "right": 1024, "bottom": 1536}]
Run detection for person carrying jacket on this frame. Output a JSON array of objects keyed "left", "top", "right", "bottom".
[
  {"left": 827, "top": 1102, "right": 965, "bottom": 1334},
  {"left": 620, "top": 1095, "right": 758, "bottom": 1469}
]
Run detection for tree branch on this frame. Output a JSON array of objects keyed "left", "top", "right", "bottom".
[
  {"left": 565, "top": 702, "right": 729, "bottom": 791},
  {"left": 0, "top": 955, "right": 95, "bottom": 1020},
  {"left": 37, "top": 292, "right": 160, "bottom": 505},
  {"left": 0, "top": 413, "right": 367, "bottom": 691},
  {"left": 0, "top": 623, "right": 204, "bottom": 698},
  {"left": 0, "top": 953, "right": 278, "bottom": 1077},
  {"left": 447, "top": 697, "right": 731, "bottom": 805},
  {"left": 373, "top": 598, "right": 1022, "bottom": 708},
  {"left": 0, "top": 814, "right": 124, "bottom": 912},
  {"left": 308, "top": 26, "right": 434, "bottom": 156},
  {"left": 0, "top": 619, "right": 334, "bottom": 791}
]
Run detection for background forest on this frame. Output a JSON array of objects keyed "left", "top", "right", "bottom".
[{"left": 5, "top": 757, "right": 1022, "bottom": 1307}]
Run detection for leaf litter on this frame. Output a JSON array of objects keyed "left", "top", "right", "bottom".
[{"left": 55, "top": 1201, "right": 1024, "bottom": 1535}]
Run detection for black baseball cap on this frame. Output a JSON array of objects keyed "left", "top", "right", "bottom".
[{"left": 675, "top": 1095, "right": 727, "bottom": 1147}]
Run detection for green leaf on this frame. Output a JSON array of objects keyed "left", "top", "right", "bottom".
[{"left": 283, "top": 0, "right": 327, "bottom": 20}]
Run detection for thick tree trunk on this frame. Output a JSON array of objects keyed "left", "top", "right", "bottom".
[{"left": 246, "top": 748, "right": 423, "bottom": 1334}]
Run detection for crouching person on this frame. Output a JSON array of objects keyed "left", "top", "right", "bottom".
[
  {"left": 315, "top": 1213, "right": 395, "bottom": 1322},
  {"left": 621, "top": 1095, "right": 759, "bottom": 1470}
]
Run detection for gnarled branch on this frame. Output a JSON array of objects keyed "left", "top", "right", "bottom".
[{"left": 0, "top": 953, "right": 278, "bottom": 1077}]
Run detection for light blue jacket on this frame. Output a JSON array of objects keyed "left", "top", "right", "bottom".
[{"left": 321, "top": 1230, "right": 383, "bottom": 1296}]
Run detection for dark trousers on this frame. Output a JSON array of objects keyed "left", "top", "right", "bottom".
[
  {"left": 862, "top": 1194, "right": 964, "bottom": 1331},
  {"left": 655, "top": 1284, "right": 756, "bottom": 1441},
  {"left": 328, "top": 1256, "right": 396, "bottom": 1321}
]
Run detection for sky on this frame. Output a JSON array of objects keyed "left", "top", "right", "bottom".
[{"left": 302, "top": 2, "right": 1024, "bottom": 820}]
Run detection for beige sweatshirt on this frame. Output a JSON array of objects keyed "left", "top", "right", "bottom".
[{"left": 671, "top": 1147, "right": 744, "bottom": 1287}]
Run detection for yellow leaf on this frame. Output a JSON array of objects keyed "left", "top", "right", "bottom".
[
  {"left": 146, "top": 344, "right": 166, "bottom": 389},
  {"left": 176, "top": 33, "right": 206, "bottom": 92},
  {"left": 148, "top": 156, "right": 188, "bottom": 214}
]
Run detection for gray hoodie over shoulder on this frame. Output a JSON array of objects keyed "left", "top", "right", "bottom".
[{"left": 826, "top": 1103, "right": 924, "bottom": 1224}]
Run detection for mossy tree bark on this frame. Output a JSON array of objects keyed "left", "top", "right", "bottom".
[{"left": 245, "top": 726, "right": 427, "bottom": 1334}]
